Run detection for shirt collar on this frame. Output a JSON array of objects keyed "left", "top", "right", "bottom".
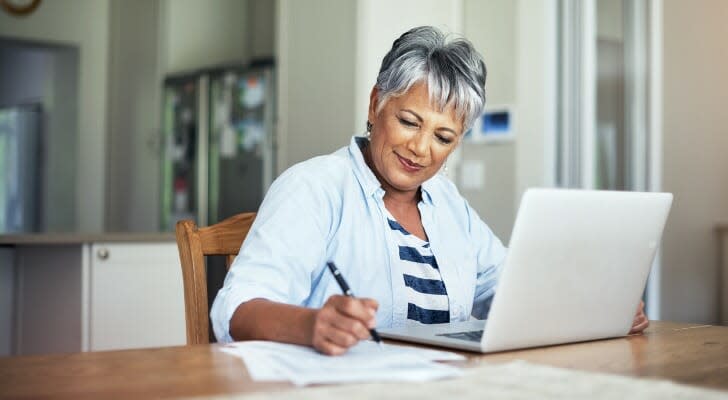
[{"left": 347, "top": 136, "right": 436, "bottom": 206}]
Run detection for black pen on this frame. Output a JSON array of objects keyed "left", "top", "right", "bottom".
[{"left": 326, "top": 261, "right": 383, "bottom": 346}]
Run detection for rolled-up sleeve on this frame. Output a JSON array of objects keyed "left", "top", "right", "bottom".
[
  {"left": 210, "top": 165, "right": 333, "bottom": 343},
  {"left": 467, "top": 203, "right": 508, "bottom": 319}
]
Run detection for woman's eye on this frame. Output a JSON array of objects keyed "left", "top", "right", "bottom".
[
  {"left": 436, "top": 134, "right": 453, "bottom": 145},
  {"left": 399, "top": 118, "right": 417, "bottom": 128}
]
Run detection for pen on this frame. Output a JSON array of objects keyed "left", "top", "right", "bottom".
[{"left": 326, "top": 261, "right": 383, "bottom": 346}]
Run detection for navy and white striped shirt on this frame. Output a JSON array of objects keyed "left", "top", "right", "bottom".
[{"left": 386, "top": 211, "right": 450, "bottom": 325}]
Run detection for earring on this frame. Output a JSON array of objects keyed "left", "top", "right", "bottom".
[{"left": 365, "top": 121, "right": 372, "bottom": 139}]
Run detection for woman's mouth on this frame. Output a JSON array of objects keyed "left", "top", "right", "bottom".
[{"left": 396, "top": 154, "right": 424, "bottom": 173}]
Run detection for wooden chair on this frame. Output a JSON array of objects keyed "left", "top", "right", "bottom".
[{"left": 175, "top": 212, "right": 256, "bottom": 345}]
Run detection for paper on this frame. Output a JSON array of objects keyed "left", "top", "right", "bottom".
[
  {"left": 222, "top": 360, "right": 727, "bottom": 400},
  {"left": 219, "top": 340, "right": 464, "bottom": 386}
]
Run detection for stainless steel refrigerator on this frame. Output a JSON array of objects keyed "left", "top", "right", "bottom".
[
  {"left": 0, "top": 104, "right": 42, "bottom": 233},
  {"left": 160, "top": 64, "right": 276, "bottom": 231}
]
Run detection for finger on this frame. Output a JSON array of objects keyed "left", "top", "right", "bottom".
[
  {"left": 313, "top": 337, "right": 348, "bottom": 356},
  {"left": 321, "top": 325, "right": 360, "bottom": 349},
  {"left": 630, "top": 322, "right": 649, "bottom": 334},
  {"left": 332, "top": 297, "right": 377, "bottom": 325},
  {"left": 328, "top": 313, "right": 372, "bottom": 340},
  {"left": 630, "top": 317, "right": 650, "bottom": 334},
  {"left": 319, "top": 305, "right": 371, "bottom": 340},
  {"left": 632, "top": 317, "right": 646, "bottom": 330},
  {"left": 633, "top": 312, "right": 646, "bottom": 324},
  {"left": 360, "top": 298, "right": 380, "bottom": 312}
]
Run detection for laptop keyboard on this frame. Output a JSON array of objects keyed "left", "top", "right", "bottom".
[{"left": 437, "top": 329, "right": 484, "bottom": 342}]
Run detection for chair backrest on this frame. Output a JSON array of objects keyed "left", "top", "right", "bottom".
[{"left": 175, "top": 212, "right": 256, "bottom": 345}]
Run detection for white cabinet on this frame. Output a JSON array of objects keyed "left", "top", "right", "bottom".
[
  {"left": 9, "top": 237, "right": 187, "bottom": 355},
  {"left": 89, "top": 243, "right": 186, "bottom": 351}
]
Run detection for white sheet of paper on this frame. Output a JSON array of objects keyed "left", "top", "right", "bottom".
[{"left": 220, "top": 340, "right": 464, "bottom": 386}]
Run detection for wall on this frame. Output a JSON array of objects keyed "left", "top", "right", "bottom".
[
  {"left": 596, "top": 0, "right": 623, "bottom": 42},
  {"left": 0, "top": 0, "right": 111, "bottom": 232},
  {"left": 105, "top": 0, "right": 162, "bottom": 232},
  {"left": 660, "top": 0, "right": 728, "bottom": 323},
  {"left": 161, "top": 0, "right": 249, "bottom": 74},
  {"left": 276, "top": 0, "right": 358, "bottom": 170},
  {"left": 462, "top": 0, "right": 518, "bottom": 242},
  {"left": 514, "top": 1, "right": 557, "bottom": 204},
  {"left": 0, "top": 42, "right": 78, "bottom": 232},
  {"left": 354, "top": 0, "right": 463, "bottom": 134},
  {"left": 106, "top": 0, "right": 257, "bottom": 232},
  {"left": 46, "top": 46, "right": 80, "bottom": 232},
  {"left": 247, "top": 0, "right": 276, "bottom": 61}
]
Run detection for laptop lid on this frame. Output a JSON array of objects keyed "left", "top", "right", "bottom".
[{"left": 480, "top": 189, "right": 672, "bottom": 352}]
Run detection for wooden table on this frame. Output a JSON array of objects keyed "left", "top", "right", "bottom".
[{"left": 1, "top": 321, "right": 726, "bottom": 399}]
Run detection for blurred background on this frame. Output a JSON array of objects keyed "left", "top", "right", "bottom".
[{"left": 0, "top": 0, "right": 726, "bottom": 351}]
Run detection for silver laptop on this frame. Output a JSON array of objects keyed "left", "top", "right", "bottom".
[{"left": 378, "top": 188, "right": 673, "bottom": 353}]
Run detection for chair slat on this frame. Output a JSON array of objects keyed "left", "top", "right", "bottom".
[{"left": 175, "top": 212, "right": 256, "bottom": 345}]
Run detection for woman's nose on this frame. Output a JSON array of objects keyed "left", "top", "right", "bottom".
[{"left": 406, "top": 132, "right": 429, "bottom": 156}]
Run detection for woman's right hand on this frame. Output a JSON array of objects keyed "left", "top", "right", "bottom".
[{"left": 311, "top": 295, "right": 379, "bottom": 355}]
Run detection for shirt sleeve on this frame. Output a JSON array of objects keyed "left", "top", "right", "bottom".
[
  {"left": 466, "top": 202, "right": 508, "bottom": 319},
  {"left": 210, "top": 164, "right": 334, "bottom": 343}
]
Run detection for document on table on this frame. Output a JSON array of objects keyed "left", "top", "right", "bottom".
[{"left": 219, "top": 340, "right": 465, "bottom": 386}]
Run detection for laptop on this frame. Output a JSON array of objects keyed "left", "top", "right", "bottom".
[{"left": 378, "top": 188, "right": 673, "bottom": 353}]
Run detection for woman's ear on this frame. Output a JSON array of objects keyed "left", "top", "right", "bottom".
[{"left": 367, "top": 87, "right": 379, "bottom": 124}]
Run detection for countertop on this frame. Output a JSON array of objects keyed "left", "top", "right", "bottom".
[{"left": 0, "top": 232, "right": 176, "bottom": 245}]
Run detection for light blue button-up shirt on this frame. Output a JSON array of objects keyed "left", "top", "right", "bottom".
[{"left": 210, "top": 136, "right": 507, "bottom": 343}]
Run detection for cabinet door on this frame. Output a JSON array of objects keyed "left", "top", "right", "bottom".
[{"left": 90, "top": 242, "right": 186, "bottom": 351}]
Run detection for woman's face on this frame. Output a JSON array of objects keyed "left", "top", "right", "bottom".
[{"left": 367, "top": 82, "right": 462, "bottom": 197}]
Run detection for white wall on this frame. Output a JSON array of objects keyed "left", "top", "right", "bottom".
[
  {"left": 354, "top": 0, "right": 463, "bottom": 133},
  {"left": 660, "top": 0, "right": 728, "bottom": 323},
  {"left": 596, "top": 0, "right": 623, "bottom": 41},
  {"left": 161, "top": 0, "right": 248, "bottom": 73},
  {"left": 106, "top": 0, "right": 162, "bottom": 232},
  {"left": 514, "top": 0, "right": 557, "bottom": 201},
  {"left": 462, "top": 0, "right": 518, "bottom": 242},
  {"left": 276, "top": 0, "right": 358, "bottom": 170},
  {"left": 0, "top": 0, "right": 111, "bottom": 232}
]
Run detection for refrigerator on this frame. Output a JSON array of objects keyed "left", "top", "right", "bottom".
[
  {"left": 0, "top": 104, "right": 43, "bottom": 233},
  {"left": 160, "top": 63, "right": 276, "bottom": 232}
]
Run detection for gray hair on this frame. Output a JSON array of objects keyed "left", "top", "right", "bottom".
[{"left": 375, "top": 26, "right": 487, "bottom": 133}]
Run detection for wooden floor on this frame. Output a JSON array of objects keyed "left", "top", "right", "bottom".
[{"left": 0, "top": 321, "right": 726, "bottom": 399}]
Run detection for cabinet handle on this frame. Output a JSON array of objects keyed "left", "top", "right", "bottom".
[{"left": 97, "top": 248, "right": 110, "bottom": 260}]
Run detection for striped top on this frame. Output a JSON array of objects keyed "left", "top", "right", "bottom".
[{"left": 385, "top": 211, "right": 450, "bottom": 325}]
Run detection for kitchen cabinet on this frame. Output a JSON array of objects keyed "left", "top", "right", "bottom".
[
  {"left": 1, "top": 234, "right": 186, "bottom": 355},
  {"left": 89, "top": 242, "right": 186, "bottom": 351}
]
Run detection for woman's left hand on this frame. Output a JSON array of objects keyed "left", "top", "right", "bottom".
[{"left": 629, "top": 300, "right": 649, "bottom": 334}]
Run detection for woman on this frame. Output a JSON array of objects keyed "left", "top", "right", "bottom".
[{"left": 210, "top": 26, "right": 649, "bottom": 355}]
